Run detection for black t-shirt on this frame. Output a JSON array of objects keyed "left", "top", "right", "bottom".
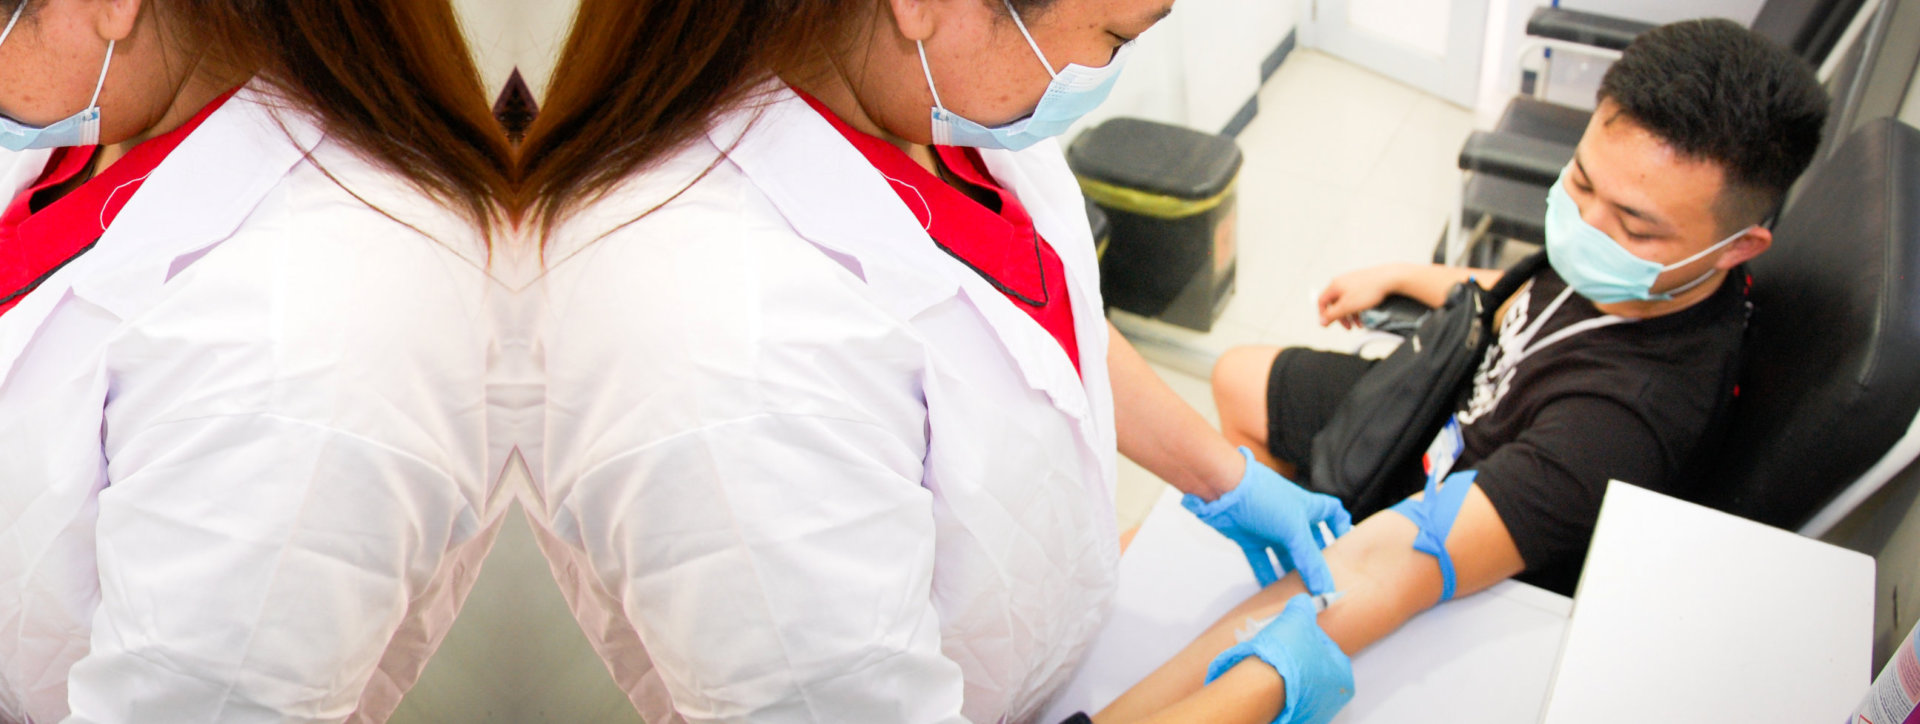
[{"left": 1453, "top": 263, "right": 1748, "bottom": 595}]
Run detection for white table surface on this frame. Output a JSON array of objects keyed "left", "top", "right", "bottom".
[{"left": 1539, "top": 482, "right": 1875, "bottom": 723}]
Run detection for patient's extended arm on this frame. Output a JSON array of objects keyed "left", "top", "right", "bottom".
[
  {"left": 1317, "top": 264, "right": 1504, "bottom": 328},
  {"left": 1093, "top": 486, "right": 1528, "bottom": 723}
]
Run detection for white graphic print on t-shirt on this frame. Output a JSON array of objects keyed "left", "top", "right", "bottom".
[
  {"left": 1458, "top": 282, "right": 1534, "bottom": 425},
  {"left": 1457, "top": 280, "right": 1631, "bottom": 426}
]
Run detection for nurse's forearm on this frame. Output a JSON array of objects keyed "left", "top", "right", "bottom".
[{"left": 1107, "top": 322, "right": 1244, "bottom": 501}]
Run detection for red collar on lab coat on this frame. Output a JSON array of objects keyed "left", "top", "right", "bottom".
[
  {"left": 795, "top": 88, "right": 1081, "bottom": 376},
  {"left": 0, "top": 86, "right": 239, "bottom": 315}
]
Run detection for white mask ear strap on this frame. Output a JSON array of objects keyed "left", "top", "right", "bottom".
[
  {"left": 1002, "top": 0, "right": 1056, "bottom": 78},
  {"left": 1662, "top": 225, "right": 1751, "bottom": 271},
  {"left": 1663, "top": 267, "right": 1721, "bottom": 298},
  {"left": 0, "top": 3, "right": 26, "bottom": 49},
  {"left": 1656, "top": 225, "right": 1751, "bottom": 297},
  {"left": 88, "top": 39, "right": 113, "bottom": 107},
  {"left": 916, "top": 40, "right": 946, "bottom": 111}
]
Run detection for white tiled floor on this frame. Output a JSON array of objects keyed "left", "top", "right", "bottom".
[{"left": 1114, "top": 50, "right": 1477, "bottom": 532}]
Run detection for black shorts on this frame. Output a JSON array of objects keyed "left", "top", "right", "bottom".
[{"left": 1265, "top": 347, "right": 1375, "bottom": 482}]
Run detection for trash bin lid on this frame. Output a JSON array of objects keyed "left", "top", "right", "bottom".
[{"left": 1068, "top": 118, "right": 1243, "bottom": 201}]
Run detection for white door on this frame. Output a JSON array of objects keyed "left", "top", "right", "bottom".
[{"left": 1301, "top": 0, "right": 1491, "bottom": 107}]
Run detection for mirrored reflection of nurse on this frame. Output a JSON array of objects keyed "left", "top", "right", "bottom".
[
  {"left": 520, "top": 0, "right": 1353, "bottom": 721},
  {"left": 0, "top": 0, "right": 514, "bottom": 721}
]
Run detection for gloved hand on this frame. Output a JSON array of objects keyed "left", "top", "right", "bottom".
[
  {"left": 1207, "top": 594, "right": 1354, "bottom": 724},
  {"left": 1183, "top": 447, "right": 1353, "bottom": 593}
]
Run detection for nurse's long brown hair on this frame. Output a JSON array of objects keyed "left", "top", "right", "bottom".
[
  {"left": 4, "top": 0, "right": 513, "bottom": 234},
  {"left": 519, "top": 0, "right": 1056, "bottom": 240}
]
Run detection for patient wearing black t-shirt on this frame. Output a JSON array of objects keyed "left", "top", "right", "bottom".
[
  {"left": 1259, "top": 253, "right": 1749, "bottom": 596},
  {"left": 1090, "top": 19, "right": 1830, "bottom": 724}
]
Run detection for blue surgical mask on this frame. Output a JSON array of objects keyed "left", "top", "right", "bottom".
[
  {"left": 918, "top": 0, "right": 1133, "bottom": 151},
  {"left": 1545, "top": 168, "right": 1748, "bottom": 304},
  {"left": 0, "top": 2, "right": 116, "bottom": 152}
]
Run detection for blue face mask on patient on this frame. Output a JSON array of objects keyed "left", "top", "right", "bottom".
[
  {"left": 1544, "top": 167, "right": 1748, "bottom": 304},
  {"left": 0, "top": 2, "right": 116, "bottom": 152},
  {"left": 917, "top": 0, "right": 1134, "bottom": 151}
]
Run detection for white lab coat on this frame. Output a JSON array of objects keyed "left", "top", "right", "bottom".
[
  {"left": 531, "top": 87, "right": 1121, "bottom": 723},
  {"left": 0, "top": 85, "right": 507, "bottom": 723}
]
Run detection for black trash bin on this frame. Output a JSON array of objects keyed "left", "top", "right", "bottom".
[{"left": 1068, "top": 118, "right": 1242, "bottom": 331}]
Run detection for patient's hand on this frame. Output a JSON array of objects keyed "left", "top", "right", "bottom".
[{"left": 1318, "top": 265, "right": 1408, "bottom": 329}]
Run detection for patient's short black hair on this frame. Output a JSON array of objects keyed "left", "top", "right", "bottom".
[{"left": 1598, "top": 18, "right": 1829, "bottom": 230}]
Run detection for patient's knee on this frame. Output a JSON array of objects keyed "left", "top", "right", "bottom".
[{"left": 1212, "top": 345, "right": 1280, "bottom": 401}]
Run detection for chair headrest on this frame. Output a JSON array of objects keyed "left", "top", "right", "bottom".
[
  {"left": 1696, "top": 118, "right": 1920, "bottom": 529},
  {"left": 1751, "top": 0, "right": 1870, "bottom": 65}
]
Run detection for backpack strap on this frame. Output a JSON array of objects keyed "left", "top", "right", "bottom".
[{"left": 1480, "top": 251, "right": 1550, "bottom": 325}]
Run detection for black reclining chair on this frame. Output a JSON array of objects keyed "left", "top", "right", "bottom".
[
  {"left": 1447, "top": 0, "right": 1868, "bottom": 268},
  {"left": 1689, "top": 118, "right": 1920, "bottom": 535}
]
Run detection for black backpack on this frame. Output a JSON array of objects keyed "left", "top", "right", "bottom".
[{"left": 1307, "top": 254, "right": 1546, "bottom": 520}]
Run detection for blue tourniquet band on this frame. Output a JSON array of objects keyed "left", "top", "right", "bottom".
[{"left": 1388, "top": 470, "right": 1479, "bottom": 602}]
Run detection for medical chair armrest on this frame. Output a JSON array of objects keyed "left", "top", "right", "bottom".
[
  {"left": 1526, "top": 7, "right": 1653, "bottom": 52},
  {"left": 1458, "top": 130, "right": 1574, "bottom": 187}
]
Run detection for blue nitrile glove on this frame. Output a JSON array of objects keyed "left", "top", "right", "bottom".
[
  {"left": 1183, "top": 447, "right": 1353, "bottom": 593},
  {"left": 1206, "top": 594, "right": 1354, "bottom": 724}
]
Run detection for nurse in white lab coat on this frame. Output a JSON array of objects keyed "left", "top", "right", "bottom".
[
  {"left": 0, "top": 1, "right": 514, "bottom": 721},
  {"left": 519, "top": 0, "right": 1353, "bottom": 721}
]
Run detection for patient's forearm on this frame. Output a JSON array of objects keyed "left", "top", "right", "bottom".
[
  {"left": 1094, "top": 515, "right": 1428, "bottom": 722},
  {"left": 1120, "top": 660, "right": 1286, "bottom": 724},
  {"left": 1396, "top": 265, "right": 1503, "bottom": 308},
  {"left": 1095, "top": 493, "right": 1523, "bottom": 723}
]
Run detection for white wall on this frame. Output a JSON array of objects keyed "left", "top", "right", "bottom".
[
  {"left": 1472, "top": 0, "right": 1766, "bottom": 127},
  {"left": 1350, "top": 0, "right": 1456, "bottom": 57},
  {"left": 452, "top": 0, "right": 577, "bottom": 101},
  {"left": 1073, "top": 0, "right": 1298, "bottom": 136}
]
